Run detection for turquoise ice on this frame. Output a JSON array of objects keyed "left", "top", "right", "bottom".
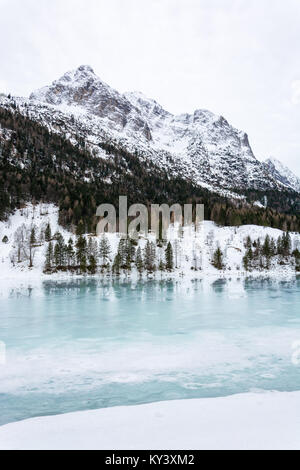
[{"left": 0, "top": 277, "right": 300, "bottom": 426}]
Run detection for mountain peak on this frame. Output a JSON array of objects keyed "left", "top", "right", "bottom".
[
  {"left": 30, "top": 65, "right": 153, "bottom": 140},
  {"left": 56, "top": 65, "right": 97, "bottom": 84},
  {"left": 77, "top": 64, "right": 95, "bottom": 74}
]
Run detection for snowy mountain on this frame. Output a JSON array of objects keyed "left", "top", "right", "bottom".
[
  {"left": 1, "top": 65, "right": 300, "bottom": 234},
  {"left": 264, "top": 158, "right": 300, "bottom": 193},
  {"left": 4, "top": 64, "right": 282, "bottom": 194},
  {"left": 30, "top": 65, "right": 153, "bottom": 141}
]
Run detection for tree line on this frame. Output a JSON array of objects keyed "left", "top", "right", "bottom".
[{"left": 43, "top": 222, "right": 175, "bottom": 275}]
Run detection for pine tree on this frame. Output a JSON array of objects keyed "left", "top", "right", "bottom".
[
  {"left": 245, "top": 236, "right": 252, "bottom": 249},
  {"left": 165, "top": 242, "right": 174, "bottom": 271},
  {"left": 99, "top": 234, "right": 111, "bottom": 266},
  {"left": 88, "top": 255, "right": 97, "bottom": 274},
  {"left": 118, "top": 239, "right": 127, "bottom": 268},
  {"left": 54, "top": 237, "right": 66, "bottom": 268},
  {"left": 29, "top": 226, "right": 37, "bottom": 268},
  {"left": 270, "top": 238, "right": 276, "bottom": 257},
  {"left": 144, "top": 241, "right": 156, "bottom": 274},
  {"left": 212, "top": 247, "right": 225, "bottom": 270},
  {"left": 135, "top": 247, "right": 144, "bottom": 276},
  {"left": 66, "top": 238, "right": 75, "bottom": 268},
  {"left": 76, "top": 221, "right": 85, "bottom": 236},
  {"left": 76, "top": 235, "right": 87, "bottom": 271},
  {"left": 282, "top": 232, "right": 292, "bottom": 257},
  {"left": 30, "top": 227, "right": 36, "bottom": 245},
  {"left": 277, "top": 235, "right": 283, "bottom": 256},
  {"left": 293, "top": 249, "right": 300, "bottom": 272},
  {"left": 80, "top": 255, "right": 87, "bottom": 274},
  {"left": 44, "top": 242, "right": 53, "bottom": 272},
  {"left": 112, "top": 253, "right": 121, "bottom": 275},
  {"left": 243, "top": 247, "right": 253, "bottom": 271},
  {"left": 45, "top": 223, "right": 52, "bottom": 242},
  {"left": 253, "top": 239, "right": 261, "bottom": 262},
  {"left": 262, "top": 235, "right": 271, "bottom": 258},
  {"left": 125, "top": 239, "right": 136, "bottom": 271},
  {"left": 54, "top": 243, "right": 60, "bottom": 268}
]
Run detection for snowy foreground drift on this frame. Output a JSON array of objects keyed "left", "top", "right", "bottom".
[{"left": 0, "top": 392, "right": 300, "bottom": 450}]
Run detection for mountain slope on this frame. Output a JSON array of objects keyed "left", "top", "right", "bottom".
[
  {"left": 1, "top": 65, "right": 300, "bottom": 233},
  {"left": 26, "top": 65, "right": 281, "bottom": 194},
  {"left": 265, "top": 158, "right": 300, "bottom": 193}
]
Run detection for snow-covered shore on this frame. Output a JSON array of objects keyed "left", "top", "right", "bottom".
[
  {"left": 0, "top": 203, "right": 299, "bottom": 287},
  {"left": 0, "top": 392, "right": 299, "bottom": 450}
]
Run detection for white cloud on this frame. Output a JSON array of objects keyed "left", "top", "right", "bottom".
[{"left": 291, "top": 80, "right": 300, "bottom": 105}]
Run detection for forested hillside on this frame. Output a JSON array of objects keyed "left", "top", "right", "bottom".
[{"left": 1, "top": 105, "right": 300, "bottom": 234}]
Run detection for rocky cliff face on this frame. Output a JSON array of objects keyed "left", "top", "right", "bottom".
[
  {"left": 1, "top": 65, "right": 297, "bottom": 197},
  {"left": 30, "top": 65, "right": 152, "bottom": 141},
  {"left": 264, "top": 158, "right": 300, "bottom": 193}
]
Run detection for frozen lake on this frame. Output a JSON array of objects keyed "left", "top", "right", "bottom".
[{"left": 1, "top": 277, "right": 300, "bottom": 426}]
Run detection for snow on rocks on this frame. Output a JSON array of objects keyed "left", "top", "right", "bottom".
[
  {"left": 265, "top": 157, "right": 300, "bottom": 193},
  {"left": 1, "top": 66, "right": 291, "bottom": 196}
]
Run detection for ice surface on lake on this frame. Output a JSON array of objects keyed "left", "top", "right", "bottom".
[{"left": 0, "top": 278, "right": 300, "bottom": 425}]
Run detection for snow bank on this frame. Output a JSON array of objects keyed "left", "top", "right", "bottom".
[{"left": 0, "top": 392, "right": 299, "bottom": 450}]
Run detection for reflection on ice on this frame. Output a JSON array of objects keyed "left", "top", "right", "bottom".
[
  {"left": 1, "top": 275, "right": 299, "bottom": 300},
  {"left": 0, "top": 276, "right": 300, "bottom": 426}
]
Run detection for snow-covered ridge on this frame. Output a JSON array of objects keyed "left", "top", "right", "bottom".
[
  {"left": 265, "top": 157, "right": 300, "bottom": 193},
  {"left": 0, "top": 65, "right": 291, "bottom": 195}
]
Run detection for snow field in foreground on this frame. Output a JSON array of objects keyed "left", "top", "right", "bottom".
[{"left": 0, "top": 392, "right": 299, "bottom": 450}]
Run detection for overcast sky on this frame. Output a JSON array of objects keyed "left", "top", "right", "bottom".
[{"left": 0, "top": 0, "right": 299, "bottom": 175}]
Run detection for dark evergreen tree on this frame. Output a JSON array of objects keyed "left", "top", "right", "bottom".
[
  {"left": 135, "top": 247, "right": 144, "bottom": 276},
  {"left": 282, "top": 232, "right": 292, "bottom": 257},
  {"left": 66, "top": 238, "right": 75, "bottom": 268},
  {"left": 112, "top": 252, "right": 121, "bottom": 275},
  {"left": 118, "top": 239, "right": 127, "bottom": 268},
  {"left": 262, "top": 235, "right": 271, "bottom": 258},
  {"left": 212, "top": 247, "right": 225, "bottom": 270},
  {"left": 245, "top": 235, "right": 252, "bottom": 249},
  {"left": 76, "top": 235, "right": 87, "bottom": 272},
  {"left": 54, "top": 243, "right": 60, "bottom": 268},
  {"left": 54, "top": 237, "right": 66, "bottom": 268},
  {"left": 243, "top": 247, "right": 253, "bottom": 271},
  {"left": 45, "top": 223, "right": 52, "bottom": 242},
  {"left": 80, "top": 255, "right": 87, "bottom": 274},
  {"left": 125, "top": 239, "right": 136, "bottom": 270},
  {"left": 88, "top": 255, "right": 97, "bottom": 274},
  {"left": 165, "top": 242, "right": 174, "bottom": 271},
  {"left": 29, "top": 226, "right": 37, "bottom": 268},
  {"left": 44, "top": 242, "right": 53, "bottom": 272},
  {"left": 99, "top": 234, "right": 111, "bottom": 266},
  {"left": 144, "top": 241, "right": 156, "bottom": 274}
]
